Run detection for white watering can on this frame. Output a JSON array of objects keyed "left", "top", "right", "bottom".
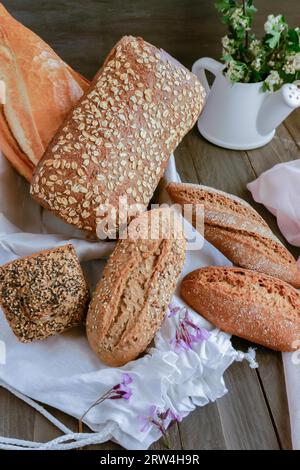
[{"left": 192, "top": 57, "right": 300, "bottom": 150}]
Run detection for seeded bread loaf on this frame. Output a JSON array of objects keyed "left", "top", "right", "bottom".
[
  {"left": 181, "top": 266, "right": 300, "bottom": 352},
  {"left": 30, "top": 36, "right": 205, "bottom": 236},
  {"left": 0, "top": 244, "right": 89, "bottom": 342},
  {"left": 166, "top": 182, "right": 300, "bottom": 288},
  {"left": 86, "top": 208, "right": 186, "bottom": 366}
]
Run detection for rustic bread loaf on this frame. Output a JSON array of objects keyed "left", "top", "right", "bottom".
[
  {"left": 86, "top": 208, "right": 186, "bottom": 366},
  {"left": 0, "top": 244, "right": 89, "bottom": 342},
  {"left": 166, "top": 182, "right": 300, "bottom": 288},
  {"left": 0, "top": 3, "right": 89, "bottom": 181},
  {"left": 30, "top": 36, "right": 205, "bottom": 236},
  {"left": 181, "top": 266, "right": 300, "bottom": 352}
]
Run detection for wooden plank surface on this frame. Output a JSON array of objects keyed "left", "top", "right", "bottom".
[{"left": 1, "top": 0, "right": 299, "bottom": 450}]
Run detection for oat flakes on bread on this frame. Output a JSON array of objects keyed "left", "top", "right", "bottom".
[{"left": 30, "top": 36, "right": 205, "bottom": 236}]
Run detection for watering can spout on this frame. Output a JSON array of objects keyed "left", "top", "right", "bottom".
[{"left": 258, "top": 83, "right": 300, "bottom": 136}]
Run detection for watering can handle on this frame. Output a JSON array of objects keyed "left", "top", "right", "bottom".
[{"left": 192, "top": 58, "right": 224, "bottom": 95}]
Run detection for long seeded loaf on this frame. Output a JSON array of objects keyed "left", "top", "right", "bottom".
[
  {"left": 166, "top": 182, "right": 300, "bottom": 288},
  {"left": 181, "top": 266, "right": 300, "bottom": 352},
  {"left": 30, "top": 36, "right": 205, "bottom": 236},
  {"left": 86, "top": 208, "right": 186, "bottom": 366}
]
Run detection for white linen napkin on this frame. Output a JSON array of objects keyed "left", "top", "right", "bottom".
[
  {"left": 0, "top": 151, "right": 257, "bottom": 450},
  {"left": 248, "top": 162, "right": 300, "bottom": 450}
]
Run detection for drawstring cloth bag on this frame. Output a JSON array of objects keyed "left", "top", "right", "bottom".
[{"left": 0, "top": 152, "right": 257, "bottom": 450}]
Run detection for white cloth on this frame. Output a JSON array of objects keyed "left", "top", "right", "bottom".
[
  {"left": 0, "top": 151, "right": 257, "bottom": 450},
  {"left": 248, "top": 162, "right": 300, "bottom": 450}
]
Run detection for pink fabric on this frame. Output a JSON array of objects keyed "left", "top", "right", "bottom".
[{"left": 247, "top": 159, "right": 300, "bottom": 249}]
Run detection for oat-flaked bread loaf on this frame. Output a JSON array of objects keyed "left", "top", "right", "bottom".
[
  {"left": 0, "top": 244, "right": 89, "bottom": 342},
  {"left": 86, "top": 208, "right": 186, "bottom": 366},
  {"left": 30, "top": 36, "right": 205, "bottom": 236},
  {"left": 181, "top": 266, "right": 300, "bottom": 352},
  {"left": 166, "top": 182, "right": 300, "bottom": 288}
]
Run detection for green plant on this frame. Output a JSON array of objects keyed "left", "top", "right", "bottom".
[{"left": 215, "top": 0, "right": 300, "bottom": 91}]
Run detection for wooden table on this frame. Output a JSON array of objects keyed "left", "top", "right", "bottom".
[{"left": 1, "top": 0, "right": 299, "bottom": 450}]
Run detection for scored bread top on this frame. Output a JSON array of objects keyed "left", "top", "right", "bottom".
[
  {"left": 166, "top": 182, "right": 277, "bottom": 240},
  {"left": 166, "top": 182, "right": 300, "bottom": 287},
  {"left": 181, "top": 266, "right": 300, "bottom": 352},
  {"left": 86, "top": 208, "right": 187, "bottom": 366},
  {"left": 30, "top": 36, "right": 205, "bottom": 235}
]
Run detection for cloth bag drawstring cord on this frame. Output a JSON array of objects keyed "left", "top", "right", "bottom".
[{"left": 0, "top": 348, "right": 258, "bottom": 450}]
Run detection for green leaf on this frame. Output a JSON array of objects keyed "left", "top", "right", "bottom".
[
  {"left": 262, "top": 81, "right": 270, "bottom": 92},
  {"left": 288, "top": 29, "right": 298, "bottom": 45},
  {"left": 245, "top": 4, "right": 257, "bottom": 15},
  {"left": 222, "top": 54, "right": 233, "bottom": 62},
  {"left": 266, "top": 32, "right": 281, "bottom": 49},
  {"left": 215, "top": 0, "right": 232, "bottom": 13}
]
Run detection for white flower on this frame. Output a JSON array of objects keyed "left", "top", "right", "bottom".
[
  {"left": 264, "top": 70, "right": 283, "bottom": 92},
  {"left": 225, "top": 60, "right": 247, "bottom": 83},
  {"left": 264, "top": 14, "right": 287, "bottom": 35},
  {"left": 221, "top": 35, "right": 236, "bottom": 55},
  {"left": 251, "top": 57, "right": 262, "bottom": 71},
  {"left": 230, "top": 7, "right": 250, "bottom": 30},
  {"left": 249, "top": 39, "right": 262, "bottom": 56},
  {"left": 283, "top": 52, "right": 300, "bottom": 74}
]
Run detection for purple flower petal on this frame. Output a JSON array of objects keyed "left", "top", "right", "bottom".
[
  {"left": 122, "top": 373, "right": 133, "bottom": 385},
  {"left": 171, "top": 309, "right": 210, "bottom": 353},
  {"left": 138, "top": 415, "right": 151, "bottom": 432},
  {"left": 168, "top": 304, "right": 181, "bottom": 317},
  {"left": 149, "top": 405, "right": 157, "bottom": 417},
  {"left": 169, "top": 410, "right": 182, "bottom": 422},
  {"left": 158, "top": 409, "right": 170, "bottom": 421},
  {"left": 114, "top": 383, "right": 133, "bottom": 400}
]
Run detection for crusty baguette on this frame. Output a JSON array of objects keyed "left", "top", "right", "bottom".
[
  {"left": 181, "top": 266, "right": 300, "bottom": 352},
  {"left": 86, "top": 208, "right": 186, "bottom": 366},
  {"left": 30, "top": 36, "right": 205, "bottom": 235},
  {"left": 166, "top": 182, "right": 300, "bottom": 288},
  {"left": 0, "top": 3, "right": 89, "bottom": 181},
  {"left": 0, "top": 244, "right": 89, "bottom": 342}
]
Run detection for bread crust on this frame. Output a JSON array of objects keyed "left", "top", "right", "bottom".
[
  {"left": 30, "top": 36, "right": 205, "bottom": 235},
  {"left": 166, "top": 182, "right": 300, "bottom": 288},
  {"left": 0, "top": 4, "right": 89, "bottom": 181},
  {"left": 0, "top": 244, "right": 89, "bottom": 342},
  {"left": 86, "top": 208, "right": 186, "bottom": 366},
  {"left": 181, "top": 266, "right": 300, "bottom": 352}
]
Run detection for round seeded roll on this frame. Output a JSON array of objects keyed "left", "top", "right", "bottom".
[{"left": 0, "top": 244, "right": 89, "bottom": 342}]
